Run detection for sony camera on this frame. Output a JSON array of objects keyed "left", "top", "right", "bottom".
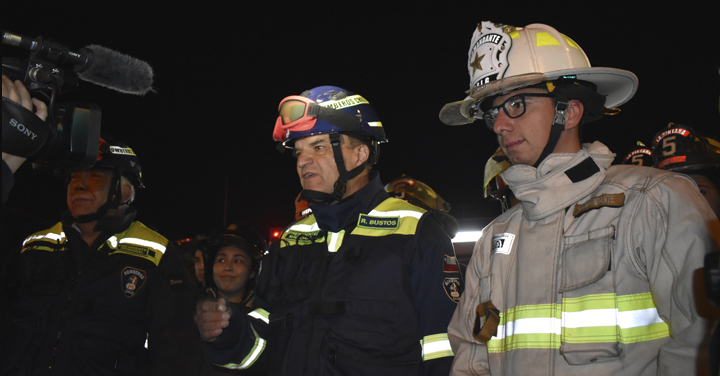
[{"left": 2, "top": 31, "right": 100, "bottom": 177}]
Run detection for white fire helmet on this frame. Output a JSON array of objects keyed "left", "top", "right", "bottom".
[{"left": 439, "top": 22, "right": 639, "bottom": 126}]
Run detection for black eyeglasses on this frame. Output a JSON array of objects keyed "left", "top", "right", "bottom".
[{"left": 483, "top": 93, "right": 555, "bottom": 130}]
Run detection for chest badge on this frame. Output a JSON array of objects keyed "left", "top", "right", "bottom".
[
  {"left": 491, "top": 233, "right": 515, "bottom": 255},
  {"left": 121, "top": 267, "right": 147, "bottom": 298}
]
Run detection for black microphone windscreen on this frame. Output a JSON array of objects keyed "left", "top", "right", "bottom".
[{"left": 78, "top": 44, "right": 154, "bottom": 95}]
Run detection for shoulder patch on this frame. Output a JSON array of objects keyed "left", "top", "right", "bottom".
[
  {"left": 491, "top": 233, "right": 515, "bottom": 255},
  {"left": 121, "top": 267, "right": 147, "bottom": 297},
  {"left": 357, "top": 214, "right": 399, "bottom": 229},
  {"left": 444, "top": 278, "right": 461, "bottom": 303},
  {"left": 573, "top": 193, "right": 625, "bottom": 217},
  {"left": 443, "top": 255, "right": 459, "bottom": 273}
]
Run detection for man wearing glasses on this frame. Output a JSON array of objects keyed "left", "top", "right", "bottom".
[
  {"left": 196, "top": 86, "right": 462, "bottom": 375},
  {"left": 441, "top": 22, "right": 717, "bottom": 375}
]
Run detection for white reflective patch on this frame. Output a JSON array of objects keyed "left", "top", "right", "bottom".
[
  {"left": 368, "top": 121, "right": 383, "bottom": 128},
  {"left": 288, "top": 223, "right": 320, "bottom": 232},
  {"left": 491, "top": 233, "right": 515, "bottom": 255},
  {"left": 422, "top": 339, "right": 452, "bottom": 355},
  {"left": 367, "top": 209, "right": 423, "bottom": 219},
  {"left": 119, "top": 237, "right": 166, "bottom": 253},
  {"left": 23, "top": 232, "right": 66, "bottom": 245}
]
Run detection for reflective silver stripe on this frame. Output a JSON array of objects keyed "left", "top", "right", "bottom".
[
  {"left": 119, "top": 237, "right": 166, "bottom": 253},
  {"left": 23, "top": 232, "right": 65, "bottom": 245},
  {"left": 367, "top": 209, "right": 423, "bottom": 219},
  {"left": 248, "top": 308, "right": 270, "bottom": 324}
]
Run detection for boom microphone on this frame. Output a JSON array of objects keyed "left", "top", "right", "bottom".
[
  {"left": 2, "top": 31, "right": 154, "bottom": 95},
  {"left": 78, "top": 44, "right": 154, "bottom": 95}
]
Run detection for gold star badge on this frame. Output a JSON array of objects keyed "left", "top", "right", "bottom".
[{"left": 470, "top": 52, "right": 485, "bottom": 75}]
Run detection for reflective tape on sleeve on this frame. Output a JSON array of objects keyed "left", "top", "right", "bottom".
[
  {"left": 486, "top": 293, "right": 670, "bottom": 353},
  {"left": 421, "top": 333, "right": 454, "bottom": 361},
  {"left": 215, "top": 324, "right": 266, "bottom": 369}
]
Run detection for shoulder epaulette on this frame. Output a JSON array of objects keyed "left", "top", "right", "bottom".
[
  {"left": 104, "top": 221, "right": 169, "bottom": 266},
  {"left": 21, "top": 222, "right": 67, "bottom": 253}
]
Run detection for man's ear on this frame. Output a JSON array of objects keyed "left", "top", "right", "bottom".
[
  {"left": 355, "top": 143, "right": 370, "bottom": 168},
  {"left": 120, "top": 182, "right": 133, "bottom": 203},
  {"left": 564, "top": 99, "right": 584, "bottom": 131}
]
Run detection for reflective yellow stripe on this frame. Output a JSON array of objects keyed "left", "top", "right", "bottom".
[
  {"left": 216, "top": 324, "right": 266, "bottom": 369},
  {"left": 487, "top": 293, "right": 669, "bottom": 353},
  {"left": 421, "top": 333, "right": 454, "bottom": 360}
]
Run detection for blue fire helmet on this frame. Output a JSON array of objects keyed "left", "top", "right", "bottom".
[{"left": 273, "top": 86, "right": 388, "bottom": 148}]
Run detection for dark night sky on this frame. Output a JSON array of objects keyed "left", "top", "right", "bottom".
[{"left": 2, "top": 2, "right": 719, "bottom": 255}]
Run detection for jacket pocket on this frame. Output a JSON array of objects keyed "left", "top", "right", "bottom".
[
  {"left": 320, "top": 330, "right": 421, "bottom": 376},
  {"left": 559, "top": 225, "right": 621, "bottom": 365},
  {"left": 259, "top": 243, "right": 327, "bottom": 304}
]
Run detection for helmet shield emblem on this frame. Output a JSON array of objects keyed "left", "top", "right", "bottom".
[{"left": 468, "top": 22, "right": 513, "bottom": 90}]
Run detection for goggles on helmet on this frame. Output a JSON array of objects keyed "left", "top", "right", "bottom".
[
  {"left": 482, "top": 93, "right": 555, "bottom": 130},
  {"left": 273, "top": 95, "right": 321, "bottom": 142}
]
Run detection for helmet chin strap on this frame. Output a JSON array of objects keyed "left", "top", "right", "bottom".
[
  {"left": 300, "top": 133, "right": 368, "bottom": 205},
  {"left": 532, "top": 101, "right": 568, "bottom": 168}
]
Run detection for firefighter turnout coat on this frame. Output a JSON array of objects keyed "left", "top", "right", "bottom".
[
  {"left": 448, "top": 142, "right": 716, "bottom": 376},
  {"left": 0, "top": 209, "right": 202, "bottom": 375},
  {"left": 205, "top": 172, "right": 461, "bottom": 375}
]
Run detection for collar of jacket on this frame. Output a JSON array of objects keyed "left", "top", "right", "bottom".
[
  {"left": 61, "top": 206, "right": 137, "bottom": 250},
  {"left": 311, "top": 170, "right": 388, "bottom": 233},
  {"left": 502, "top": 141, "right": 615, "bottom": 221}
]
